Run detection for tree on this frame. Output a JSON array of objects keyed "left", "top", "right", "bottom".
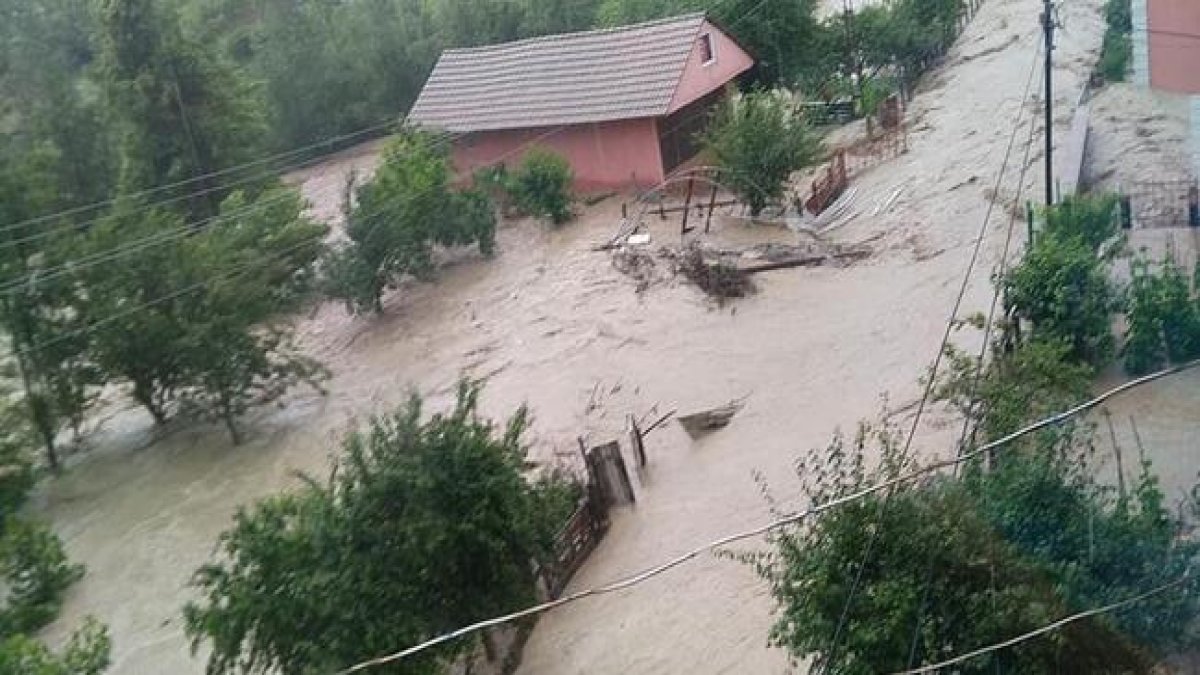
[
  {"left": 753, "top": 422, "right": 1198, "bottom": 674},
  {"left": 185, "top": 381, "right": 576, "bottom": 673},
  {"left": 80, "top": 187, "right": 327, "bottom": 433},
  {"left": 0, "top": 395, "right": 110, "bottom": 674},
  {"left": 94, "top": 0, "right": 268, "bottom": 220},
  {"left": 323, "top": 133, "right": 496, "bottom": 314},
  {"left": 702, "top": 92, "right": 821, "bottom": 216},
  {"left": 508, "top": 149, "right": 574, "bottom": 225},
  {"left": 1124, "top": 256, "right": 1200, "bottom": 375},
  {"left": 0, "top": 141, "right": 101, "bottom": 469},
  {"left": 1005, "top": 232, "right": 1116, "bottom": 366},
  {"left": 0, "top": 618, "right": 110, "bottom": 675}
]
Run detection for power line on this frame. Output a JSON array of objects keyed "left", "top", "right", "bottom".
[
  {"left": 891, "top": 574, "right": 1191, "bottom": 675},
  {"left": 821, "top": 40, "right": 1045, "bottom": 674},
  {"left": 904, "top": 48, "right": 1046, "bottom": 671},
  {"left": 0, "top": 130, "right": 470, "bottom": 297},
  {"left": 333, "top": 358, "right": 1200, "bottom": 673},
  {"left": 0, "top": 129, "right": 462, "bottom": 255},
  {"left": 2, "top": 124, "right": 569, "bottom": 364},
  {"left": 0, "top": 116, "right": 408, "bottom": 234}
]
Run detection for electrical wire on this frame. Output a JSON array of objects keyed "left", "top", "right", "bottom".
[
  {"left": 334, "top": 357, "right": 1200, "bottom": 673},
  {"left": 904, "top": 43, "right": 1046, "bottom": 671},
  {"left": 2, "top": 124, "right": 568, "bottom": 364},
  {"left": 0, "top": 130, "right": 471, "bottom": 297},
  {"left": 821, "top": 39, "right": 1045, "bottom": 675},
  {"left": 0, "top": 129, "right": 464, "bottom": 256},
  {"left": 0, "top": 116, "right": 409, "bottom": 234},
  {"left": 890, "top": 574, "right": 1191, "bottom": 675}
]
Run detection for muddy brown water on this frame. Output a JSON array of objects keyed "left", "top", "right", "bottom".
[{"left": 33, "top": 0, "right": 1163, "bottom": 671}]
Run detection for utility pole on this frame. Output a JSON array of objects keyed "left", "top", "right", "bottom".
[{"left": 1041, "top": 0, "right": 1055, "bottom": 206}]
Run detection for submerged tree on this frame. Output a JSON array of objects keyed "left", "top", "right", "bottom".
[
  {"left": 702, "top": 92, "right": 821, "bottom": 216},
  {"left": 322, "top": 133, "right": 496, "bottom": 314},
  {"left": 185, "top": 381, "right": 576, "bottom": 673}
]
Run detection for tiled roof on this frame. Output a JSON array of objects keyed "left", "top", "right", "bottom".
[{"left": 407, "top": 13, "right": 708, "bottom": 133}]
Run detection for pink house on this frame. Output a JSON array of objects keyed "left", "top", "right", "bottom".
[
  {"left": 407, "top": 14, "right": 754, "bottom": 191},
  {"left": 1146, "top": 0, "right": 1200, "bottom": 94}
]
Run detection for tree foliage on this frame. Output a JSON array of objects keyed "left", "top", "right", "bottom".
[
  {"left": 95, "top": 0, "right": 269, "bottom": 220},
  {"left": 185, "top": 381, "right": 576, "bottom": 674},
  {"left": 323, "top": 133, "right": 496, "bottom": 314},
  {"left": 79, "top": 188, "right": 328, "bottom": 440},
  {"left": 702, "top": 92, "right": 821, "bottom": 216},
  {"left": 0, "top": 396, "right": 109, "bottom": 673},
  {"left": 508, "top": 149, "right": 574, "bottom": 225},
  {"left": 1005, "top": 196, "right": 1121, "bottom": 367},
  {"left": 755, "top": 422, "right": 1197, "bottom": 674},
  {"left": 1124, "top": 256, "right": 1200, "bottom": 375}
]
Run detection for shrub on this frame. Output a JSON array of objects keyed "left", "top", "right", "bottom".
[
  {"left": 1124, "top": 257, "right": 1200, "bottom": 374},
  {"left": 702, "top": 92, "right": 821, "bottom": 216},
  {"left": 0, "top": 520, "right": 84, "bottom": 635},
  {"left": 1005, "top": 233, "right": 1117, "bottom": 366},
  {"left": 752, "top": 422, "right": 1186, "bottom": 674},
  {"left": 509, "top": 149, "right": 573, "bottom": 225}
]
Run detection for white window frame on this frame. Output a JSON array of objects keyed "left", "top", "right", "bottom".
[{"left": 699, "top": 33, "right": 716, "bottom": 66}]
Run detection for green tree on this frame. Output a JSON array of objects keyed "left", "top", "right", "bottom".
[
  {"left": 1005, "top": 232, "right": 1116, "bottom": 366},
  {"left": 80, "top": 187, "right": 326, "bottom": 431},
  {"left": 702, "top": 92, "right": 821, "bottom": 216},
  {"left": 94, "top": 0, "right": 268, "bottom": 220},
  {"left": 0, "top": 618, "right": 110, "bottom": 675},
  {"left": 755, "top": 423, "right": 1197, "bottom": 674},
  {"left": 185, "top": 381, "right": 575, "bottom": 673},
  {"left": 1124, "top": 256, "right": 1200, "bottom": 374},
  {"left": 323, "top": 133, "right": 496, "bottom": 314},
  {"left": 0, "top": 396, "right": 110, "bottom": 673},
  {"left": 509, "top": 149, "right": 574, "bottom": 225},
  {"left": 0, "top": 142, "right": 101, "bottom": 469}
]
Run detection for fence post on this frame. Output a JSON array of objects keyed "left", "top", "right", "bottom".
[{"left": 1120, "top": 193, "right": 1133, "bottom": 230}]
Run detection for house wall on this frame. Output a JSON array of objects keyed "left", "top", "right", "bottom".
[
  {"left": 1147, "top": 0, "right": 1200, "bottom": 94},
  {"left": 665, "top": 20, "right": 754, "bottom": 115},
  {"left": 452, "top": 118, "right": 665, "bottom": 191}
]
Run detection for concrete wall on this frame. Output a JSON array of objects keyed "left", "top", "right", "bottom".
[
  {"left": 665, "top": 20, "right": 754, "bottom": 115},
  {"left": 1132, "top": 0, "right": 1150, "bottom": 86},
  {"left": 452, "top": 118, "right": 665, "bottom": 191},
  {"left": 1147, "top": 0, "right": 1200, "bottom": 94}
]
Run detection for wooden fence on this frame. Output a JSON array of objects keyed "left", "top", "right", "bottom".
[{"left": 538, "top": 496, "right": 610, "bottom": 598}]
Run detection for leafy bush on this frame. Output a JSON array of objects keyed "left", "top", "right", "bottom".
[
  {"left": 1124, "top": 257, "right": 1200, "bottom": 374},
  {"left": 753, "top": 421, "right": 1188, "bottom": 674},
  {"left": 1100, "top": 0, "right": 1133, "bottom": 81},
  {"left": 1042, "top": 193, "right": 1122, "bottom": 254},
  {"left": 702, "top": 92, "right": 821, "bottom": 216},
  {"left": 0, "top": 520, "right": 83, "bottom": 635},
  {"left": 1005, "top": 234, "right": 1116, "bottom": 366},
  {"left": 0, "top": 618, "right": 110, "bottom": 675},
  {"left": 185, "top": 380, "right": 577, "bottom": 673},
  {"left": 509, "top": 149, "right": 573, "bottom": 225}
]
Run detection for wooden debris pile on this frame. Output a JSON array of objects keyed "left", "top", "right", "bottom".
[
  {"left": 608, "top": 238, "right": 872, "bottom": 301},
  {"left": 672, "top": 243, "right": 755, "bottom": 301}
]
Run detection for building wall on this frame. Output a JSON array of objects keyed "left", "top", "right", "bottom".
[
  {"left": 665, "top": 20, "right": 754, "bottom": 115},
  {"left": 452, "top": 118, "right": 665, "bottom": 191},
  {"left": 1147, "top": 0, "right": 1200, "bottom": 94}
]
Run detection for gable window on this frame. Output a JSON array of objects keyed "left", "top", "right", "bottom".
[{"left": 699, "top": 33, "right": 715, "bottom": 65}]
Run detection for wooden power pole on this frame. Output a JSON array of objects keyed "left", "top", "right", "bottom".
[{"left": 1041, "top": 0, "right": 1055, "bottom": 206}]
